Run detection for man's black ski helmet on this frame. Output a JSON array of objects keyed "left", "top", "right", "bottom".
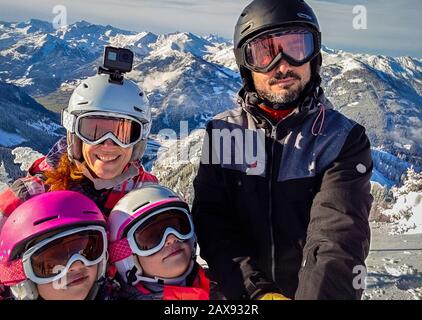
[{"left": 234, "top": 0, "right": 322, "bottom": 93}]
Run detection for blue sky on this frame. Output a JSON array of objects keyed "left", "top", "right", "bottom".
[{"left": 0, "top": 0, "right": 421, "bottom": 57}]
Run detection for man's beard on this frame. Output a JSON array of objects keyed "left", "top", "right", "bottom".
[{"left": 256, "top": 70, "right": 305, "bottom": 104}]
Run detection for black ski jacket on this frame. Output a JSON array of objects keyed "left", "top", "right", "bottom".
[{"left": 192, "top": 89, "right": 373, "bottom": 300}]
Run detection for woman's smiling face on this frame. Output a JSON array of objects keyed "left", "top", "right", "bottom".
[{"left": 82, "top": 139, "right": 133, "bottom": 179}]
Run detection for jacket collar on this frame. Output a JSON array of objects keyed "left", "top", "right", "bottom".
[{"left": 237, "top": 86, "right": 332, "bottom": 131}]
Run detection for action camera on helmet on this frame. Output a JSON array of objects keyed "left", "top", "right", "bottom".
[{"left": 98, "top": 46, "right": 134, "bottom": 84}]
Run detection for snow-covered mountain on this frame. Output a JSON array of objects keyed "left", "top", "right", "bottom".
[
  {"left": 0, "top": 81, "right": 64, "bottom": 179},
  {"left": 0, "top": 81, "right": 63, "bottom": 150},
  {"left": 0, "top": 19, "right": 421, "bottom": 188},
  {"left": 0, "top": 19, "right": 241, "bottom": 132},
  {"left": 321, "top": 46, "right": 422, "bottom": 168}
]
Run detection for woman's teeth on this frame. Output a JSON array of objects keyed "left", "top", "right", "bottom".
[{"left": 96, "top": 155, "right": 119, "bottom": 162}]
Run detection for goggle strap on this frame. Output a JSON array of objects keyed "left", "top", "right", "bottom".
[
  {"left": 0, "top": 259, "right": 26, "bottom": 286},
  {"left": 109, "top": 237, "right": 133, "bottom": 263},
  {"left": 61, "top": 110, "right": 76, "bottom": 133}
]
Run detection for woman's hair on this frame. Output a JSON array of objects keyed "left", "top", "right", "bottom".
[{"left": 44, "top": 153, "right": 84, "bottom": 191}]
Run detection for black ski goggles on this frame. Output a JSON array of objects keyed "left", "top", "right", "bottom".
[{"left": 240, "top": 27, "right": 321, "bottom": 73}]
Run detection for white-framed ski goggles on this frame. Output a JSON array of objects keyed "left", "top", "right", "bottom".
[
  {"left": 109, "top": 207, "right": 194, "bottom": 263},
  {"left": 127, "top": 207, "right": 194, "bottom": 257},
  {"left": 62, "top": 110, "right": 148, "bottom": 148},
  {"left": 20, "top": 226, "right": 108, "bottom": 285}
]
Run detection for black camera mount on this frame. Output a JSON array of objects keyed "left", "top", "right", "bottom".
[
  {"left": 98, "top": 46, "right": 134, "bottom": 85},
  {"left": 98, "top": 66, "right": 125, "bottom": 84}
]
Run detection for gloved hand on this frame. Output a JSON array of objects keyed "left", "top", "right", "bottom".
[{"left": 258, "top": 292, "right": 290, "bottom": 300}]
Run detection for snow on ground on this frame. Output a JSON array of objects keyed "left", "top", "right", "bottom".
[
  {"left": 153, "top": 129, "right": 205, "bottom": 168},
  {"left": 379, "top": 169, "right": 422, "bottom": 235},
  {"left": 0, "top": 161, "right": 11, "bottom": 192},
  {"left": 203, "top": 45, "right": 238, "bottom": 71},
  {"left": 364, "top": 222, "right": 422, "bottom": 300},
  {"left": 371, "top": 169, "right": 395, "bottom": 189},
  {"left": 26, "top": 119, "right": 63, "bottom": 136},
  {"left": 141, "top": 69, "right": 183, "bottom": 92},
  {"left": 347, "top": 101, "right": 359, "bottom": 107},
  {"left": 383, "top": 191, "right": 422, "bottom": 235},
  {"left": 342, "top": 57, "right": 365, "bottom": 73},
  {"left": 348, "top": 78, "right": 363, "bottom": 83},
  {"left": 213, "top": 86, "right": 225, "bottom": 94},
  {"left": 11, "top": 147, "right": 43, "bottom": 171},
  {"left": 0, "top": 129, "right": 27, "bottom": 147}
]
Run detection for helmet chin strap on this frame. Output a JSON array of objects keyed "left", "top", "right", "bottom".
[
  {"left": 129, "top": 237, "right": 197, "bottom": 286},
  {"left": 134, "top": 259, "right": 195, "bottom": 287}
]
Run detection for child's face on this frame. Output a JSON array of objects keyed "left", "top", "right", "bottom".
[
  {"left": 137, "top": 234, "right": 192, "bottom": 279},
  {"left": 37, "top": 261, "right": 98, "bottom": 300}
]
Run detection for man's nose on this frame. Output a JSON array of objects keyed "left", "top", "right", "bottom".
[{"left": 274, "top": 58, "right": 291, "bottom": 74}]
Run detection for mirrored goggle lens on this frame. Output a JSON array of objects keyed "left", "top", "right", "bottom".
[
  {"left": 78, "top": 116, "right": 142, "bottom": 145},
  {"left": 245, "top": 30, "right": 315, "bottom": 69},
  {"left": 30, "top": 230, "right": 104, "bottom": 279},
  {"left": 133, "top": 210, "right": 192, "bottom": 252}
]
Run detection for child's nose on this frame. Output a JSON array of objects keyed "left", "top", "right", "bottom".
[
  {"left": 68, "top": 260, "right": 85, "bottom": 272},
  {"left": 165, "top": 234, "right": 178, "bottom": 246}
]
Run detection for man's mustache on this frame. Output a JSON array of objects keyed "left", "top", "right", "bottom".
[{"left": 268, "top": 70, "right": 301, "bottom": 85}]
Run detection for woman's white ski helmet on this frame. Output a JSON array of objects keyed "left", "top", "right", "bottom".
[{"left": 62, "top": 74, "right": 151, "bottom": 162}]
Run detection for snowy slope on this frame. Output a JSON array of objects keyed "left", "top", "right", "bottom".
[
  {"left": 371, "top": 148, "right": 419, "bottom": 189},
  {"left": 0, "top": 80, "right": 63, "bottom": 182},
  {"left": 0, "top": 81, "right": 63, "bottom": 150},
  {"left": 151, "top": 130, "right": 205, "bottom": 204},
  {"left": 365, "top": 222, "right": 422, "bottom": 300}
]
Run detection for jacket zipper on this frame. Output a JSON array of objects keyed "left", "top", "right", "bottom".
[
  {"left": 246, "top": 105, "right": 284, "bottom": 284},
  {"left": 268, "top": 125, "right": 277, "bottom": 282}
]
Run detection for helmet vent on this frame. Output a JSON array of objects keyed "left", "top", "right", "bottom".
[
  {"left": 77, "top": 101, "right": 89, "bottom": 105},
  {"left": 133, "top": 201, "right": 150, "bottom": 212},
  {"left": 168, "top": 195, "right": 178, "bottom": 198},
  {"left": 83, "top": 210, "right": 98, "bottom": 215},
  {"left": 83, "top": 83, "right": 89, "bottom": 88},
  {"left": 33, "top": 215, "right": 59, "bottom": 226},
  {"left": 241, "top": 24, "right": 252, "bottom": 34},
  {"left": 139, "top": 92, "right": 144, "bottom": 97},
  {"left": 297, "top": 13, "right": 312, "bottom": 20},
  {"left": 133, "top": 106, "right": 144, "bottom": 113}
]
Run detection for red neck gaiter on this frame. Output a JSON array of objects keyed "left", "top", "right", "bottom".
[{"left": 258, "top": 104, "right": 295, "bottom": 123}]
